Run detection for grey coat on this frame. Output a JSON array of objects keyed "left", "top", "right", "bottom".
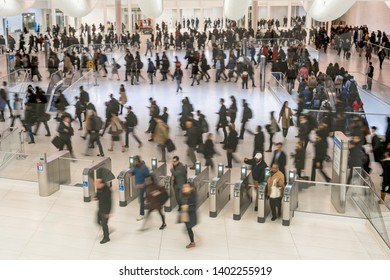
[{"left": 170, "top": 162, "right": 187, "bottom": 188}]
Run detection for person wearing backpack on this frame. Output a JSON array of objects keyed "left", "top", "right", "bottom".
[
  {"left": 87, "top": 111, "right": 105, "bottom": 157},
  {"left": 239, "top": 100, "right": 252, "bottom": 140},
  {"left": 124, "top": 106, "right": 142, "bottom": 149}
]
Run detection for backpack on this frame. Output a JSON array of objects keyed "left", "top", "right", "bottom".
[
  {"left": 127, "top": 111, "right": 138, "bottom": 127},
  {"left": 246, "top": 107, "right": 253, "bottom": 119},
  {"left": 200, "top": 118, "right": 209, "bottom": 133},
  {"left": 349, "top": 81, "right": 358, "bottom": 95},
  {"left": 91, "top": 115, "right": 103, "bottom": 131}
]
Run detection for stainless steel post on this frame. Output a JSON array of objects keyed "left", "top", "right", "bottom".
[{"left": 259, "top": 54, "right": 266, "bottom": 91}]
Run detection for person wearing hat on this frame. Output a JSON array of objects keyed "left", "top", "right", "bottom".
[
  {"left": 94, "top": 169, "right": 113, "bottom": 244},
  {"left": 244, "top": 152, "right": 268, "bottom": 211}
]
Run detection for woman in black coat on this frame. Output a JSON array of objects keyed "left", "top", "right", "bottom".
[
  {"left": 224, "top": 124, "right": 239, "bottom": 168},
  {"left": 291, "top": 141, "right": 305, "bottom": 178},
  {"left": 141, "top": 174, "right": 166, "bottom": 230},
  {"left": 181, "top": 183, "right": 197, "bottom": 248}
]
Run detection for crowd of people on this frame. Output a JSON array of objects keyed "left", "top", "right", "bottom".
[{"left": 1, "top": 15, "right": 390, "bottom": 247}]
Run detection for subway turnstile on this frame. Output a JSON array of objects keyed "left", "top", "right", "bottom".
[
  {"left": 257, "top": 167, "right": 271, "bottom": 223},
  {"left": 282, "top": 170, "right": 298, "bottom": 226},
  {"left": 117, "top": 155, "right": 138, "bottom": 207},
  {"left": 37, "top": 151, "right": 71, "bottom": 197},
  {"left": 82, "top": 157, "right": 112, "bottom": 202},
  {"left": 209, "top": 164, "right": 231, "bottom": 218},
  {"left": 233, "top": 166, "right": 253, "bottom": 220},
  {"left": 188, "top": 162, "right": 210, "bottom": 210}
]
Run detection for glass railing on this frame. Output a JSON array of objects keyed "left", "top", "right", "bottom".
[
  {"left": 0, "top": 69, "right": 31, "bottom": 94},
  {"left": 348, "top": 71, "right": 390, "bottom": 106},
  {"left": 0, "top": 151, "right": 95, "bottom": 186},
  {"left": 294, "top": 179, "right": 390, "bottom": 248},
  {"left": 46, "top": 68, "right": 93, "bottom": 113},
  {"left": 0, "top": 127, "right": 24, "bottom": 168},
  {"left": 268, "top": 72, "right": 298, "bottom": 107}
]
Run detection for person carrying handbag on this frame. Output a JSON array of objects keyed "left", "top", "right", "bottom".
[{"left": 179, "top": 183, "right": 197, "bottom": 248}]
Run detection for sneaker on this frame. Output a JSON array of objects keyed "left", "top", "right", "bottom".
[
  {"left": 271, "top": 217, "right": 276, "bottom": 221},
  {"left": 136, "top": 215, "right": 144, "bottom": 221},
  {"left": 186, "top": 242, "right": 196, "bottom": 248}
]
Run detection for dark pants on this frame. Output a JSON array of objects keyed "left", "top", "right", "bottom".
[
  {"left": 97, "top": 211, "right": 109, "bottom": 239},
  {"left": 268, "top": 133, "right": 274, "bottom": 151},
  {"left": 158, "top": 144, "right": 167, "bottom": 162},
  {"left": 217, "top": 125, "right": 227, "bottom": 143},
  {"left": 138, "top": 187, "right": 146, "bottom": 216},
  {"left": 186, "top": 226, "right": 194, "bottom": 242},
  {"left": 269, "top": 197, "right": 282, "bottom": 218},
  {"left": 282, "top": 128, "right": 289, "bottom": 138},
  {"left": 34, "top": 121, "right": 51, "bottom": 135},
  {"left": 205, "top": 156, "right": 214, "bottom": 171},
  {"left": 59, "top": 138, "right": 74, "bottom": 157},
  {"left": 89, "top": 132, "right": 104, "bottom": 155},
  {"left": 144, "top": 209, "right": 165, "bottom": 226},
  {"left": 125, "top": 127, "right": 142, "bottom": 146},
  {"left": 311, "top": 160, "right": 330, "bottom": 182},
  {"left": 174, "top": 185, "right": 182, "bottom": 208},
  {"left": 239, "top": 120, "right": 247, "bottom": 139}
]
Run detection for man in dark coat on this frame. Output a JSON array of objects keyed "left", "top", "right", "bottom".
[
  {"left": 244, "top": 152, "right": 268, "bottom": 211},
  {"left": 216, "top": 98, "right": 228, "bottom": 144},
  {"left": 270, "top": 142, "right": 287, "bottom": 182},
  {"left": 94, "top": 172, "right": 112, "bottom": 244},
  {"left": 186, "top": 121, "right": 199, "bottom": 169},
  {"left": 252, "top": 125, "right": 264, "bottom": 157},
  {"left": 238, "top": 100, "right": 252, "bottom": 139},
  {"left": 371, "top": 126, "right": 384, "bottom": 174},
  {"left": 170, "top": 155, "right": 187, "bottom": 211},
  {"left": 225, "top": 124, "right": 239, "bottom": 168},
  {"left": 57, "top": 115, "right": 74, "bottom": 158},
  {"left": 311, "top": 133, "right": 331, "bottom": 182}
]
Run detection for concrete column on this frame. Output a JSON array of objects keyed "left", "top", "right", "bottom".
[
  {"left": 116, "top": 0, "right": 122, "bottom": 35},
  {"left": 128, "top": 0, "right": 133, "bottom": 34},
  {"left": 287, "top": 2, "right": 292, "bottom": 28},
  {"left": 103, "top": 0, "right": 108, "bottom": 29},
  {"left": 267, "top": 1, "right": 271, "bottom": 20},
  {"left": 252, "top": 0, "right": 258, "bottom": 31},
  {"left": 327, "top": 21, "right": 331, "bottom": 37},
  {"left": 200, "top": 8, "right": 205, "bottom": 31},
  {"left": 51, "top": 0, "right": 56, "bottom": 27}
]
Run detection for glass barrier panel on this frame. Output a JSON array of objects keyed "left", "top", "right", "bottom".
[{"left": 294, "top": 180, "right": 390, "bottom": 248}]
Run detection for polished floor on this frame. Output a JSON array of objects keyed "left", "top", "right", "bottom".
[{"left": 0, "top": 34, "right": 389, "bottom": 259}]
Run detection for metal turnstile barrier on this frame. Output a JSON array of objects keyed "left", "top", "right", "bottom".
[
  {"left": 164, "top": 175, "right": 177, "bottom": 212},
  {"left": 209, "top": 164, "right": 231, "bottom": 218},
  {"left": 117, "top": 155, "right": 137, "bottom": 207},
  {"left": 37, "top": 151, "right": 71, "bottom": 196},
  {"left": 233, "top": 166, "right": 253, "bottom": 220},
  {"left": 257, "top": 167, "right": 271, "bottom": 223},
  {"left": 82, "top": 157, "right": 112, "bottom": 202},
  {"left": 188, "top": 162, "right": 210, "bottom": 210},
  {"left": 282, "top": 170, "right": 298, "bottom": 226}
]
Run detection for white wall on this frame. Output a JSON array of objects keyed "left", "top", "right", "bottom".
[
  {"left": 270, "top": 6, "right": 287, "bottom": 22},
  {"left": 339, "top": 1, "right": 390, "bottom": 34}
]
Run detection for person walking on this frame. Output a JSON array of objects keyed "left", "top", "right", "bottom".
[
  {"left": 124, "top": 106, "right": 142, "bottom": 149},
  {"left": 238, "top": 100, "right": 253, "bottom": 140},
  {"left": 224, "top": 124, "right": 239, "bottom": 168},
  {"left": 270, "top": 142, "right": 287, "bottom": 182},
  {"left": 87, "top": 111, "right": 104, "bottom": 157},
  {"left": 381, "top": 151, "right": 390, "bottom": 201},
  {"left": 278, "top": 101, "right": 294, "bottom": 138},
  {"left": 57, "top": 114, "right": 75, "bottom": 158},
  {"left": 378, "top": 48, "right": 386, "bottom": 70},
  {"left": 216, "top": 98, "right": 228, "bottom": 144},
  {"left": 107, "top": 113, "right": 125, "bottom": 152},
  {"left": 154, "top": 116, "right": 170, "bottom": 162},
  {"left": 180, "top": 183, "right": 197, "bottom": 248},
  {"left": 147, "top": 58, "right": 156, "bottom": 85},
  {"left": 311, "top": 133, "right": 331, "bottom": 183},
  {"left": 173, "top": 65, "right": 183, "bottom": 93},
  {"left": 367, "top": 62, "right": 374, "bottom": 90},
  {"left": 291, "top": 141, "right": 306, "bottom": 178},
  {"left": 94, "top": 171, "right": 112, "bottom": 244},
  {"left": 130, "top": 155, "right": 151, "bottom": 221},
  {"left": 265, "top": 111, "right": 279, "bottom": 152},
  {"left": 203, "top": 132, "right": 217, "bottom": 171},
  {"left": 170, "top": 156, "right": 187, "bottom": 211},
  {"left": 118, "top": 84, "right": 127, "bottom": 115},
  {"left": 267, "top": 163, "right": 285, "bottom": 221},
  {"left": 227, "top": 95, "right": 237, "bottom": 124},
  {"left": 244, "top": 152, "right": 267, "bottom": 211},
  {"left": 185, "top": 121, "right": 199, "bottom": 169},
  {"left": 140, "top": 174, "right": 167, "bottom": 231}
]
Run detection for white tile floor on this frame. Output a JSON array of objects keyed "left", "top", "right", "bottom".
[{"left": 0, "top": 35, "right": 389, "bottom": 259}]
